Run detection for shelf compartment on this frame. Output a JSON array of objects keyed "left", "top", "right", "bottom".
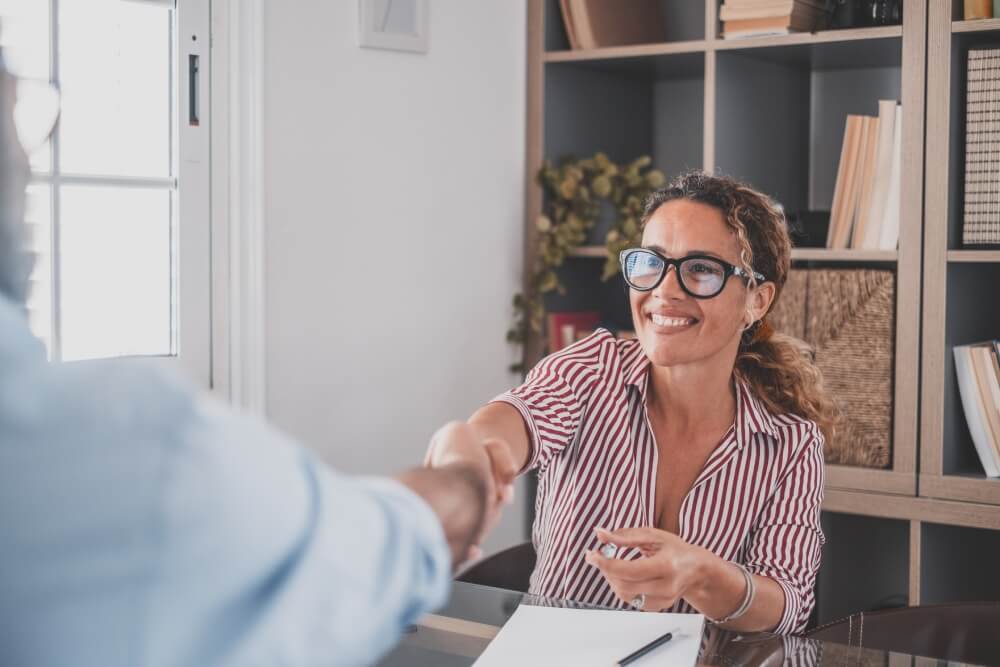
[
  {"left": 940, "top": 263, "right": 1000, "bottom": 479},
  {"left": 921, "top": 522, "right": 1000, "bottom": 604},
  {"left": 816, "top": 511, "right": 910, "bottom": 625},
  {"left": 714, "top": 46, "right": 901, "bottom": 216}
]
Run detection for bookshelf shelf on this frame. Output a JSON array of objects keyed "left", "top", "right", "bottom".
[
  {"left": 568, "top": 246, "right": 900, "bottom": 263},
  {"left": 952, "top": 18, "right": 1000, "bottom": 34},
  {"left": 947, "top": 250, "right": 1000, "bottom": 262},
  {"left": 920, "top": 473, "right": 1000, "bottom": 506},
  {"left": 544, "top": 40, "right": 707, "bottom": 63},
  {"left": 714, "top": 25, "right": 902, "bottom": 50},
  {"left": 567, "top": 245, "right": 607, "bottom": 258},
  {"left": 790, "top": 248, "right": 898, "bottom": 262}
]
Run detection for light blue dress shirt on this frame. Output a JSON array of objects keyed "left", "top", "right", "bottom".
[{"left": 0, "top": 294, "right": 452, "bottom": 666}]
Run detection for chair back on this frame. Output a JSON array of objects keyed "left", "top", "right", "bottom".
[
  {"left": 806, "top": 602, "right": 1000, "bottom": 664},
  {"left": 455, "top": 541, "right": 535, "bottom": 593}
]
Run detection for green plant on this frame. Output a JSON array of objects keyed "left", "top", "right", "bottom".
[{"left": 507, "top": 153, "right": 665, "bottom": 372}]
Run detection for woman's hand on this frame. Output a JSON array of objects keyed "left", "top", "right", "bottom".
[
  {"left": 584, "top": 526, "right": 713, "bottom": 612},
  {"left": 425, "top": 422, "right": 517, "bottom": 561}
]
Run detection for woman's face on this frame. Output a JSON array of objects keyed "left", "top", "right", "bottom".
[{"left": 629, "top": 198, "right": 772, "bottom": 369}]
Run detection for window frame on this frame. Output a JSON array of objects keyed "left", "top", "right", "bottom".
[{"left": 25, "top": 0, "right": 212, "bottom": 388}]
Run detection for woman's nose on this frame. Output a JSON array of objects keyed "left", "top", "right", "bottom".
[{"left": 655, "top": 265, "right": 686, "bottom": 300}]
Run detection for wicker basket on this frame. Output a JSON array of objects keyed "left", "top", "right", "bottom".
[{"left": 768, "top": 269, "right": 895, "bottom": 468}]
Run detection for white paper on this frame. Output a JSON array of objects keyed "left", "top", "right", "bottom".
[{"left": 472, "top": 605, "right": 704, "bottom": 667}]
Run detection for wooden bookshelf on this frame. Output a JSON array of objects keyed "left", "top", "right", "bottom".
[
  {"left": 523, "top": 0, "right": 1000, "bottom": 622},
  {"left": 530, "top": 0, "right": 924, "bottom": 498}
]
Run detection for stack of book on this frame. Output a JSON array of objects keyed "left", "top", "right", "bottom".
[
  {"left": 826, "top": 100, "right": 902, "bottom": 250},
  {"left": 963, "top": 48, "right": 1000, "bottom": 248},
  {"left": 719, "top": 0, "right": 826, "bottom": 39},
  {"left": 954, "top": 341, "right": 1000, "bottom": 478}
]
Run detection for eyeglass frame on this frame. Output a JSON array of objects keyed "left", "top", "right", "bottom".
[{"left": 618, "top": 247, "right": 767, "bottom": 299}]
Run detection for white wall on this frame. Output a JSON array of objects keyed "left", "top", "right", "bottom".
[{"left": 262, "top": 1, "right": 528, "bottom": 552}]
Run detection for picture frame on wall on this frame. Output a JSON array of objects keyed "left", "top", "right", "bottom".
[{"left": 357, "top": 0, "right": 429, "bottom": 54}]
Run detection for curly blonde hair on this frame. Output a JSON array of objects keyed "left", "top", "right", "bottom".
[{"left": 641, "top": 170, "right": 839, "bottom": 445}]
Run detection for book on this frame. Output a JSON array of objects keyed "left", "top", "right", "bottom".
[
  {"left": 852, "top": 114, "right": 881, "bottom": 249},
  {"left": 972, "top": 345, "right": 1000, "bottom": 455},
  {"left": 964, "top": 0, "right": 993, "bottom": 19},
  {"left": 564, "top": 0, "right": 665, "bottom": 50},
  {"left": 559, "top": 0, "right": 580, "bottom": 50},
  {"left": 860, "top": 100, "right": 898, "bottom": 249},
  {"left": 546, "top": 311, "right": 600, "bottom": 353},
  {"left": 878, "top": 103, "right": 903, "bottom": 250},
  {"left": 722, "top": 14, "right": 815, "bottom": 35},
  {"left": 954, "top": 343, "right": 1000, "bottom": 477},
  {"left": 720, "top": 1, "right": 826, "bottom": 23},
  {"left": 828, "top": 115, "right": 863, "bottom": 248}
]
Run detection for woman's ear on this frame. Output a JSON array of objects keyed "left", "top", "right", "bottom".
[{"left": 747, "top": 281, "right": 776, "bottom": 323}]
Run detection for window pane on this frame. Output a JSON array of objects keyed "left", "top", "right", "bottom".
[
  {"left": 58, "top": 0, "right": 171, "bottom": 178},
  {"left": 25, "top": 183, "right": 52, "bottom": 353},
  {"left": 0, "top": 0, "right": 52, "bottom": 172},
  {"left": 59, "top": 185, "right": 173, "bottom": 361}
]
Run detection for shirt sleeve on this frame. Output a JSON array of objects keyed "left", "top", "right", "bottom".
[
  {"left": 490, "top": 332, "right": 608, "bottom": 472},
  {"left": 146, "top": 398, "right": 452, "bottom": 667},
  {"left": 744, "top": 423, "right": 826, "bottom": 635}
]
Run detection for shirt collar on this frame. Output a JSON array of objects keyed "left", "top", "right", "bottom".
[{"left": 623, "top": 342, "right": 779, "bottom": 448}]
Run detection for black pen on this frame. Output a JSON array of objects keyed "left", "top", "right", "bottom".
[{"left": 617, "top": 630, "right": 674, "bottom": 666}]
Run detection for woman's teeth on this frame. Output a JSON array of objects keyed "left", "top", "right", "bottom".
[{"left": 650, "top": 314, "right": 695, "bottom": 327}]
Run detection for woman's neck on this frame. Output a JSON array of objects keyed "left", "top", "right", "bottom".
[{"left": 646, "top": 351, "right": 738, "bottom": 435}]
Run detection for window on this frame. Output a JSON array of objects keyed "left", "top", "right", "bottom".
[{"left": 0, "top": 0, "right": 211, "bottom": 387}]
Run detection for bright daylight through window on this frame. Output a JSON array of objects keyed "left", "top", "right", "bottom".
[{"left": 0, "top": 0, "right": 207, "bottom": 371}]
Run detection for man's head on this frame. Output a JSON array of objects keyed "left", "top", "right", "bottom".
[{"left": 0, "top": 53, "right": 33, "bottom": 307}]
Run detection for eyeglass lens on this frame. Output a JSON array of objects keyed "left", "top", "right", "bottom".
[{"left": 623, "top": 250, "right": 727, "bottom": 297}]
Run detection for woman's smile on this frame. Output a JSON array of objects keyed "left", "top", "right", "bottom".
[{"left": 646, "top": 309, "right": 700, "bottom": 333}]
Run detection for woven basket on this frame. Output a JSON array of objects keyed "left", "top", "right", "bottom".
[{"left": 768, "top": 269, "right": 895, "bottom": 468}]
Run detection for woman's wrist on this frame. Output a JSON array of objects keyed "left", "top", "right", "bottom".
[{"left": 685, "top": 548, "right": 747, "bottom": 619}]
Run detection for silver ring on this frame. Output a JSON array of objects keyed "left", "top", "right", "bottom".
[{"left": 630, "top": 593, "right": 646, "bottom": 611}]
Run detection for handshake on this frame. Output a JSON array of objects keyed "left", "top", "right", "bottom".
[{"left": 421, "top": 421, "right": 520, "bottom": 567}]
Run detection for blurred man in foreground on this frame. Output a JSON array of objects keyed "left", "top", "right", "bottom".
[{"left": 0, "top": 53, "right": 516, "bottom": 667}]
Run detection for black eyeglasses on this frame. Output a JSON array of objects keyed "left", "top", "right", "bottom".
[{"left": 619, "top": 248, "right": 766, "bottom": 299}]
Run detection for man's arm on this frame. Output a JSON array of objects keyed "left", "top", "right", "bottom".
[
  {"left": 395, "top": 463, "right": 487, "bottom": 567},
  {"left": 147, "top": 399, "right": 510, "bottom": 666}
]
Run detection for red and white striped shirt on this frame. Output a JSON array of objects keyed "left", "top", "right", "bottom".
[{"left": 493, "top": 329, "right": 825, "bottom": 634}]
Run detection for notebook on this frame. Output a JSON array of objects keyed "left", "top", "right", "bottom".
[{"left": 472, "top": 605, "right": 704, "bottom": 667}]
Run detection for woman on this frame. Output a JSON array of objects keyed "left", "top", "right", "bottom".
[{"left": 427, "top": 171, "right": 836, "bottom": 634}]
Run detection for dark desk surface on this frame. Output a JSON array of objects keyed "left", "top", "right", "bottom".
[{"left": 378, "top": 581, "right": 965, "bottom": 666}]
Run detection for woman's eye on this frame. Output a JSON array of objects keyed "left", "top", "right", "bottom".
[{"left": 689, "top": 262, "right": 718, "bottom": 275}]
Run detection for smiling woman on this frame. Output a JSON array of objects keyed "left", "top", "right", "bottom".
[{"left": 426, "top": 171, "right": 838, "bottom": 635}]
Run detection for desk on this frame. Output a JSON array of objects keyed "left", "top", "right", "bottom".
[{"left": 378, "top": 582, "right": 961, "bottom": 666}]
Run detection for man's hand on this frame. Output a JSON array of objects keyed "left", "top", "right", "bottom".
[{"left": 425, "top": 422, "right": 517, "bottom": 562}]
